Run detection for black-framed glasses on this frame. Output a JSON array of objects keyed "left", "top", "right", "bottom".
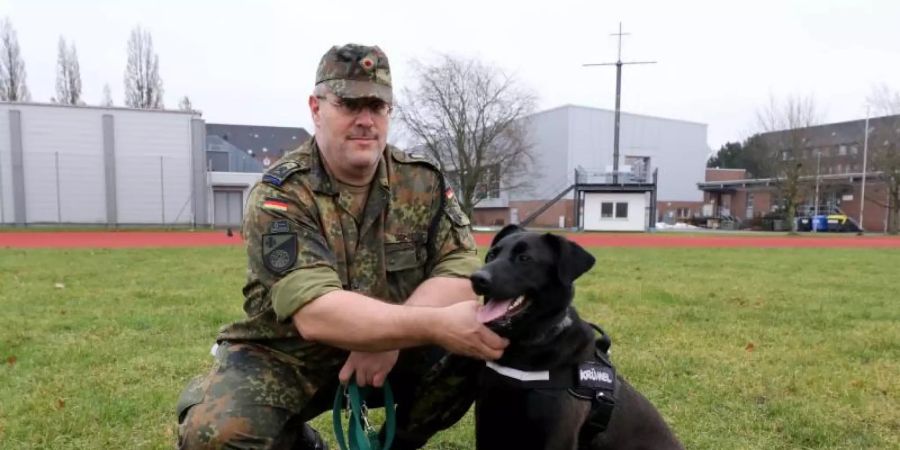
[{"left": 316, "top": 95, "right": 393, "bottom": 117}]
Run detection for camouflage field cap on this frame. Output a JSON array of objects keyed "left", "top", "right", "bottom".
[{"left": 316, "top": 44, "right": 392, "bottom": 103}]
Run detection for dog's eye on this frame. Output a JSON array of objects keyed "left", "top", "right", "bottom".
[
  {"left": 485, "top": 250, "right": 498, "bottom": 262},
  {"left": 516, "top": 254, "right": 532, "bottom": 263}
]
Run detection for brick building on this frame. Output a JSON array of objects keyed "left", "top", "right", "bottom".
[{"left": 698, "top": 115, "right": 900, "bottom": 232}]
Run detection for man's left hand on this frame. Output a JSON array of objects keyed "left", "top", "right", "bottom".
[{"left": 339, "top": 350, "right": 400, "bottom": 387}]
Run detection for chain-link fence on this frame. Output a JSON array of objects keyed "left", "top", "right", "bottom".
[{"left": 1, "top": 151, "right": 194, "bottom": 226}]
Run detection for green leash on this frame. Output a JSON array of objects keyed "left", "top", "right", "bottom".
[{"left": 333, "top": 380, "right": 395, "bottom": 450}]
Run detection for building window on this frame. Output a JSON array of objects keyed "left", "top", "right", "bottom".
[
  {"left": 478, "top": 165, "right": 501, "bottom": 199},
  {"left": 676, "top": 207, "right": 691, "bottom": 218},
  {"left": 850, "top": 145, "right": 859, "bottom": 155},
  {"left": 601, "top": 202, "right": 613, "bottom": 218},
  {"left": 208, "top": 151, "right": 229, "bottom": 172},
  {"left": 624, "top": 155, "right": 651, "bottom": 182},
  {"left": 838, "top": 145, "right": 847, "bottom": 156},
  {"left": 445, "top": 164, "right": 501, "bottom": 200},
  {"left": 601, "top": 201, "right": 629, "bottom": 219}
]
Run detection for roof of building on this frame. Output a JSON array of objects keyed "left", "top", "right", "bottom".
[
  {"left": 0, "top": 100, "right": 201, "bottom": 116},
  {"left": 206, "top": 123, "right": 311, "bottom": 168},
  {"left": 759, "top": 114, "right": 900, "bottom": 148},
  {"left": 527, "top": 104, "right": 708, "bottom": 127},
  {"left": 698, "top": 171, "right": 883, "bottom": 191},
  {"left": 206, "top": 135, "right": 264, "bottom": 172}
]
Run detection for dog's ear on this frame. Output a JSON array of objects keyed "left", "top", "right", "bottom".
[
  {"left": 542, "top": 233, "right": 595, "bottom": 285},
  {"left": 491, "top": 224, "right": 524, "bottom": 248}
]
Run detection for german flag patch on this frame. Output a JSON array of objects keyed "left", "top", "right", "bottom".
[{"left": 262, "top": 198, "right": 289, "bottom": 212}]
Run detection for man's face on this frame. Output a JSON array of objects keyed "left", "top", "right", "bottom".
[{"left": 310, "top": 90, "right": 391, "bottom": 174}]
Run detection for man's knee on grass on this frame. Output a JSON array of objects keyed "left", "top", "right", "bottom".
[{"left": 178, "top": 402, "right": 300, "bottom": 449}]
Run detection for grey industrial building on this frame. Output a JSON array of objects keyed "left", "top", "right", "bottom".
[
  {"left": 472, "top": 105, "right": 710, "bottom": 231},
  {"left": 0, "top": 102, "right": 207, "bottom": 226},
  {"left": 0, "top": 102, "right": 309, "bottom": 228}
]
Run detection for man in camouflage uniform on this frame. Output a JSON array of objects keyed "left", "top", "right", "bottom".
[{"left": 176, "top": 44, "right": 508, "bottom": 450}]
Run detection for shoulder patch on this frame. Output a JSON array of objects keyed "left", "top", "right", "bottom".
[
  {"left": 390, "top": 148, "right": 439, "bottom": 169},
  {"left": 262, "top": 160, "right": 308, "bottom": 186},
  {"left": 268, "top": 219, "right": 292, "bottom": 233},
  {"left": 262, "top": 232, "right": 298, "bottom": 274}
]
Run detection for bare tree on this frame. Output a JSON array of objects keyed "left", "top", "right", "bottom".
[
  {"left": 54, "top": 36, "right": 82, "bottom": 105},
  {"left": 101, "top": 83, "right": 114, "bottom": 106},
  {"left": 0, "top": 17, "right": 30, "bottom": 102},
  {"left": 124, "top": 26, "right": 164, "bottom": 109},
  {"left": 178, "top": 95, "right": 193, "bottom": 111},
  {"left": 752, "top": 94, "right": 822, "bottom": 232},
  {"left": 865, "top": 85, "right": 900, "bottom": 234},
  {"left": 867, "top": 83, "right": 900, "bottom": 116},
  {"left": 397, "top": 54, "right": 536, "bottom": 216}
]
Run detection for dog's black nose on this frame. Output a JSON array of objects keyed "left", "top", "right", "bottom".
[{"left": 470, "top": 270, "right": 492, "bottom": 295}]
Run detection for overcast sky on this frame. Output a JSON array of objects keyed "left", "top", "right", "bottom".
[{"left": 2, "top": 0, "right": 898, "bottom": 152}]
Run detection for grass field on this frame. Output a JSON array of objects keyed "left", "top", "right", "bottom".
[{"left": 1, "top": 246, "right": 898, "bottom": 449}]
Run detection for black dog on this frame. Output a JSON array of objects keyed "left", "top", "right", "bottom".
[{"left": 470, "top": 225, "right": 683, "bottom": 450}]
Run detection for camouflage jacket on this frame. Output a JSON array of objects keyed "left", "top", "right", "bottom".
[{"left": 217, "top": 138, "right": 480, "bottom": 354}]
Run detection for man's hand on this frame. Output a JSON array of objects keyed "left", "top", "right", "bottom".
[
  {"left": 339, "top": 350, "right": 399, "bottom": 387},
  {"left": 432, "top": 301, "right": 509, "bottom": 360}
]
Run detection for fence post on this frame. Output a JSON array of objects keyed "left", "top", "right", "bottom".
[
  {"left": 0, "top": 148, "right": 4, "bottom": 224},
  {"left": 160, "top": 156, "right": 166, "bottom": 225},
  {"left": 55, "top": 151, "right": 62, "bottom": 223}
]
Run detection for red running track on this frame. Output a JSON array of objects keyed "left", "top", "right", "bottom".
[{"left": 1, "top": 231, "right": 899, "bottom": 249}]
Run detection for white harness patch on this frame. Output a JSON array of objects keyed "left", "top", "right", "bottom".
[{"left": 485, "top": 361, "right": 550, "bottom": 381}]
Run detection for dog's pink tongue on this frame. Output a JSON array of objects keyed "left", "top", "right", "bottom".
[{"left": 476, "top": 299, "right": 512, "bottom": 323}]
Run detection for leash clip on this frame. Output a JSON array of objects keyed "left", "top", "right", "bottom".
[{"left": 360, "top": 402, "right": 375, "bottom": 433}]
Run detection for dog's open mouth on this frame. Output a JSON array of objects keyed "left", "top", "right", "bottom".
[{"left": 476, "top": 295, "right": 529, "bottom": 324}]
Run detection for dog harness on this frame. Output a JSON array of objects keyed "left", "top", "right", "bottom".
[{"left": 480, "top": 323, "right": 617, "bottom": 437}]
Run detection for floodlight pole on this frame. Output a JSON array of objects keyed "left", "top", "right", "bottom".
[
  {"left": 859, "top": 106, "right": 870, "bottom": 234},
  {"left": 814, "top": 151, "right": 821, "bottom": 233}
]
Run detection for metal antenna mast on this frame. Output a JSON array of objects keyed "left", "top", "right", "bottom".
[{"left": 583, "top": 22, "right": 656, "bottom": 183}]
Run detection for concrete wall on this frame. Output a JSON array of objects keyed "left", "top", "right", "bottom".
[
  {"left": 0, "top": 109, "right": 14, "bottom": 223},
  {"left": 516, "top": 105, "right": 708, "bottom": 204},
  {"left": 583, "top": 192, "right": 648, "bottom": 231},
  {"left": 19, "top": 107, "right": 108, "bottom": 223},
  {"left": 516, "top": 108, "right": 571, "bottom": 200},
  {"left": 0, "top": 102, "right": 202, "bottom": 226},
  {"left": 114, "top": 110, "right": 194, "bottom": 224}
]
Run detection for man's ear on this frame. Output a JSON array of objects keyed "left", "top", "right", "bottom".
[
  {"left": 542, "top": 233, "right": 595, "bottom": 285},
  {"left": 491, "top": 224, "right": 524, "bottom": 248},
  {"left": 309, "top": 95, "right": 321, "bottom": 125}
]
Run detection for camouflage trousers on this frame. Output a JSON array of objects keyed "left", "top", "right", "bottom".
[{"left": 176, "top": 341, "right": 481, "bottom": 450}]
